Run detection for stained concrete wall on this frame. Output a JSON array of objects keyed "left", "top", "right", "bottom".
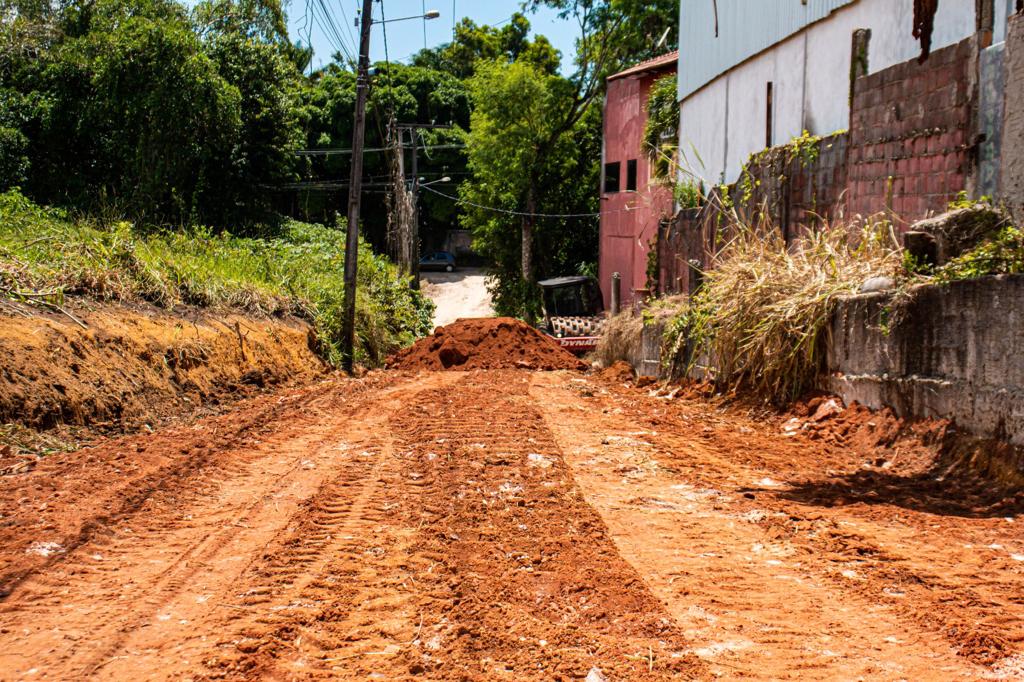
[
  {"left": 827, "top": 276, "right": 1024, "bottom": 444},
  {"left": 1001, "top": 13, "right": 1024, "bottom": 223}
]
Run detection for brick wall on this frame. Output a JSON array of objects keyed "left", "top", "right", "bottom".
[
  {"left": 846, "top": 38, "right": 975, "bottom": 225},
  {"left": 653, "top": 37, "right": 983, "bottom": 297},
  {"left": 733, "top": 132, "right": 849, "bottom": 239}
]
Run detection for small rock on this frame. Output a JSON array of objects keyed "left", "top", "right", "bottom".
[
  {"left": 810, "top": 398, "right": 843, "bottom": 423},
  {"left": 860, "top": 276, "right": 895, "bottom": 293},
  {"left": 586, "top": 667, "right": 608, "bottom": 682}
]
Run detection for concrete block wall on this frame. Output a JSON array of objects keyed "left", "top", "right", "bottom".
[
  {"left": 733, "top": 132, "right": 849, "bottom": 240},
  {"left": 846, "top": 38, "right": 975, "bottom": 223},
  {"left": 827, "top": 275, "right": 1024, "bottom": 444}
]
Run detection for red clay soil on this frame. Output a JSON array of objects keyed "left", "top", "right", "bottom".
[
  {"left": 387, "top": 317, "right": 587, "bottom": 371},
  {"left": 1, "top": 367, "right": 1023, "bottom": 679}
]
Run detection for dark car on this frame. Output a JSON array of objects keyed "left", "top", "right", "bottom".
[{"left": 419, "top": 251, "right": 456, "bottom": 272}]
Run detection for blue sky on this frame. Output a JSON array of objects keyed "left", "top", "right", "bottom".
[{"left": 290, "top": 0, "right": 580, "bottom": 73}]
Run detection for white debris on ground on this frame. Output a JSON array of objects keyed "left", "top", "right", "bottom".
[{"left": 26, "top": 541, "right": 64, "bottom": 557}]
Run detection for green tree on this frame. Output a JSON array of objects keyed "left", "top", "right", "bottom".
[
  {"left": 643, "top": 73, "right": 679, "bottom": 179},
  {"left": 299, "top": 60, "right": 470, "bottom": 247},
  {"left": 411, "top": 12, "right": 560, "bottom": 79},
  {"left": 26, "top": 8, "right": 242, "bottom": 223},
  {"left": 457, "top": 0, "right": 677, "bottom": 320},
  {"left": 461, "top": 59, "right": 597, "bottom": 318},
  {"left": 195, "top": 0, "right": 307, "bottom": 227}
]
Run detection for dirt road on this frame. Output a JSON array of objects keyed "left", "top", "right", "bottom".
[
  {"left": 1, "top": 369, "right": 1022, "bottom": 680},
  {"left": 420, "top": 269, "right": 493, "bottom": 328}
]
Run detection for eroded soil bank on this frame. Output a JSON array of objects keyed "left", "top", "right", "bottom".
[{"left": 0, "top": 301, "right": 327, "bottom": 460}]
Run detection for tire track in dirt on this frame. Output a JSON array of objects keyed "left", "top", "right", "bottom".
[
  {"left": 533, "top": 372, "right": 1024, "bottom": 680},
  {"left": 0, "top": 372, "right": 457, "bottom": 680},
  {"left": 200, "top": 370, "right": 706, "bottom": 680}
]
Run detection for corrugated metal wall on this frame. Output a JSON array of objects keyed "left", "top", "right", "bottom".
[{"left": 678, "top": 0, "right": 855, "bottom": 100}]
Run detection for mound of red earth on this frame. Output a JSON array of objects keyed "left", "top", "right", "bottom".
[{"left": 387, "top": 317, "right": 587, "bottom": 371}]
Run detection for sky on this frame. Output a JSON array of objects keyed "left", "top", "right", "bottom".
[{"left": 291, "top": 0, "right": 580, "bottom": 73}]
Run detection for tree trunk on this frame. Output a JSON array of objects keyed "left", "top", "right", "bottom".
[{"left": 521, "top": 183, "right": 537, "bottom": 325}]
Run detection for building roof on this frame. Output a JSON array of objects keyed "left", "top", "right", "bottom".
[{"left": 607, "top": 50, "right": 679, "bottom": 82}]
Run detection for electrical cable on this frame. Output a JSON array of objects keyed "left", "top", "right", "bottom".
[
  {"left": 308, "top": 1, "right": 348, "bottom": 62},
  {"left": 295, "top": 143, "right": 466, "bottom": 156},
  {"left": 337, "top": 0, "right": 359, "bottom": 59},
  {"left": 313, "top": 0, "right": 354, "bottom": 62},
  {"left": 420, "top": 184, "right": 619, "bottom": 219}
]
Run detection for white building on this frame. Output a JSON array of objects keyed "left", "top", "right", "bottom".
[{"left": 677, "top": 0, "right": 1013, "bottom": 186}]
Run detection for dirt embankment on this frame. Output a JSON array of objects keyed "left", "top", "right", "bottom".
[
  {"left": 0, "top": 301, "right": 327, "bottom": 452},
  {"left": 388, "top": 317, "right": 587, "bottom": 371}
]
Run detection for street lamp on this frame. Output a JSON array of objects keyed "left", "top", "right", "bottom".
[
  {"left": 419, "top": 176, "right": 451, "bottom": 187},
  {"left": 375, "top": 9, "right": 441, "bottom": 24}
]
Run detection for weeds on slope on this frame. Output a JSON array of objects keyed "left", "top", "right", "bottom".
[
  {"left": 0, "top": 190, "right": 434, "bottom": 366},
  {"left": 665, "top": 219, "right": 902, "bottom": 404}
]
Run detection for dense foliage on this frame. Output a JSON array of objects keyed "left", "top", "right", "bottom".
[
  {"left": 0, "top": 190, "right": 434, "bottom": 365},
  {"left": 1, "top": 0, "right": 678, "bottom": 332},
  {"left": 1, "top": 0, "right": 307, "bottom": 228},
  {"left": 643, "top": 73, "right": 679, "bottom": 180},
  {"left": 461, "top": 60, "right": 600, "bottom": 318}
]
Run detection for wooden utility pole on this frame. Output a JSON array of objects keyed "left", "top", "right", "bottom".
[
  {"left": 409, "top": 127, "right": 421, "bottom": 290},
  {"left": 341, "top": 0, "right": 375, "bottom": 372},
  {"left": 396, "top": 123, "right": 452, "bottom": 291}
]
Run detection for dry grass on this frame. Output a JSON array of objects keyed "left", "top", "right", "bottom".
[
  {"left": 592, "top": 310, "right": 643, "bottom": 368},
  {"left": 668, "top": 218, "right": 902, "bottom": 403}
]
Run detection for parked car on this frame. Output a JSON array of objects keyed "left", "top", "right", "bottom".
[{"left": 420, "top": 251, "right": 456, "bottom": 272}]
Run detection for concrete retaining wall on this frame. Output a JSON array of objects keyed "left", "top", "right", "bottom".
[
  {"left": 1001, "top": 13, "right": 1024, "bottom": 223},
  {"left": 827, "top": 275, "right": 1024, "bottom": 444}
]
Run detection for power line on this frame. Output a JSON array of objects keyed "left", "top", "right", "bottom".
[
  {"left": 295, "top": 143, "right": 466, "bottom": 156},
  {"left": 378, "top": 0, "right": 398, "bottom": 122},
  {"left": 420, "top": 185, "right": 608, "bottom": 219},
  {"left": 337, "top": 0, "right": 359, "bottom": 58},
  {"left": 309, "top": 0, "right": 353, "bottom": 62}
]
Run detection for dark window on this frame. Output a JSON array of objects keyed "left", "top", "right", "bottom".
[
  {"left": 766, "top": 81, "right": 774, "bottom": 148},
  {"left": 604, "top": 162, "right": 621, "bottom": 193},
  {"left": 626, "top": 159, "right": 638, "bottom": 191}
]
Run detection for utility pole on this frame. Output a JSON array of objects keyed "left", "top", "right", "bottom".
[
  {"left": 408, "top": 127, "right": 420, "bottom": 290},
  {"left": 396, "top": 122, "right": 451, "bottom": 292},
  {"left": 340, "top": 0, "right": 375, "bottom": 372}
]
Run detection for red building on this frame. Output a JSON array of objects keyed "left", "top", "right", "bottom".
[{"left": 599, "top": 51, "right": 678, "bottom": 310}]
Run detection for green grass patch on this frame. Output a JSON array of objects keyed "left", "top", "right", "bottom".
[
  {"left": 0, "top": 190, "right": 434, "bottom": 367},
  {"left": 931, "top": 226, "right": 1024, "bottom": 284}
]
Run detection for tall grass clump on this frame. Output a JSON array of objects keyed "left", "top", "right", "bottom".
[
  {"left": 592, "top": 310, "right": 643, "bottom": 368},
  {"left": 668, "top": 219, "right": 902, "bottom": 403},
  {"left": 0, "top": 190, "right": 434, "bottom": 366}
]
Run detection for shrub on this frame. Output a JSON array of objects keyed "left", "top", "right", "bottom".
[
  {"left": 592, "top": 310, "right": 643, "bottom": 368},
  {"left": 931, "top": 226, "right": 1024, "bottom": 284},
  {"left": 0, "top": 190, "right": 433, "bottom": 366},
  {"left": 665, "top": 219, "right": 902, "bottom": 403}
]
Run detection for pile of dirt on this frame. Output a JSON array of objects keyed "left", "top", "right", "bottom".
[
  {"left": 387, "top": 317, "right": 587, "bottom": 371},
  {"left": 597, "top": 360, "right": 635, "bottom": 383},
  {"left": 0, "top": 301, "right": 328, "bottom": 449}
]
